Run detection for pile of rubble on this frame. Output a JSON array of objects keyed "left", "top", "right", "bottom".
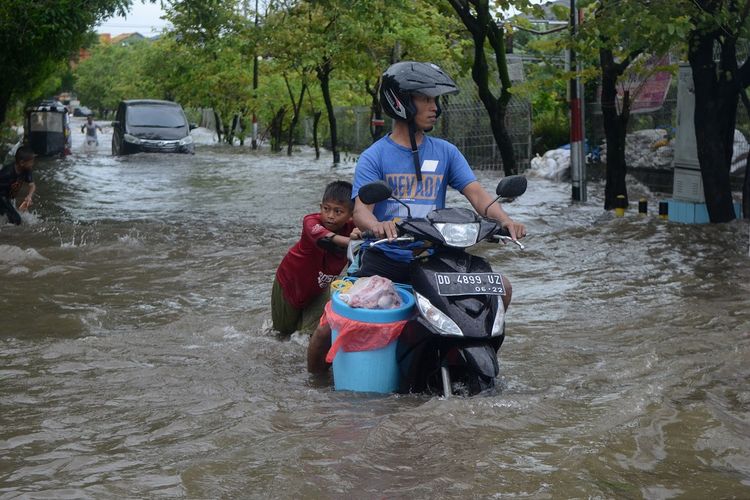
[
  {"left": 529, "top": 128, "right": 749, "bottom": 180},
  {"left": 599, "top": 129, "right": 674, "bottom": 169}
]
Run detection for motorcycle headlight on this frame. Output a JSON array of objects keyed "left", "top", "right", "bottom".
[
  {"left": 433, "top": 222, "right": 479, "bottom": 247},
  {"left": 179, "top": 135, "right": 194, "bottom": 146},
  {"left": 491, "top": 302, "right": 505, "bottom": 337},
  {"left": 123, "top": 133, "right": 141, "bottom": 144},
  {"left": 416, "top": 292, "right": 463, "bottom": 337}
]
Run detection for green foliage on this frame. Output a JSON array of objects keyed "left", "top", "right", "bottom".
[
  {"left": 532, "top": 109, "right": 569, "bottom": 154},
  {"left": 0, "top": 0, "right": 134, "bottom": 123},
  {"left": 75, "top": 40, "right": 160, "bottom": 113},
  {"left": 259, "top": 0, "right": 462, "bottom": 144}
]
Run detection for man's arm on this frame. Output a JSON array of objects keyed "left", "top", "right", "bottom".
[
  {"left": 353, "top": 197, "right": 398, "bottom": 240},
  {"left": 461, "top": 181, "right": 525, "bottom": 240}
]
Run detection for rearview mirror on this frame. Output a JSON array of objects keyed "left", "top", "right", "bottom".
[
  {"left": 495, "top": 175, "right": 527, "bottom": 199},
  {"left": 483, "top": 175, "right": 527, "bottom": 216},
  {"left": 358, "top": 181, "right": 392, "bottom": 205}
]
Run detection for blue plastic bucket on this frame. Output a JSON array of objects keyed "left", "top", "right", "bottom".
[{"left": 330, "top": 285, "right": 415, "bottom": 393}]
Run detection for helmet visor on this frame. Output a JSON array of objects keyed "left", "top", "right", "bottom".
[{"left": 413, "top": 85, "right": 459, "bottom": 98}]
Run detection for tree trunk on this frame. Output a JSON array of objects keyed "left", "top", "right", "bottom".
[
  {"left": 214, "top": 110, "right": 223, "bottom": 144},
  {"left": 448, "top": 0, "right": 516, "bottom": 175},
  {"left": 366, "top": 78, "right": 385, "bottom": 142},
  {"left": 487, "top": 20, "right": 517, "bottom": 175},
  {"left": 0, "top": 91, "right": 10, "bottom": 126},
  {"left": 270, "top": 106, "right": 286, "bottom": 153},
  {"left": 312, "top": 111, "right": 322, "bottom": 160},
  {"left": 317, "top": 59, "right": 339, "bottom": 164},
  {"left": 238, "top": 112, "right": 246, "bottom": 146},
  {"left": 468, "top": 28, "right": 516, "bottom": 174},
  {"left": 491, "top": 98, "right": 516, "bottom": 175},
  {"left": 688, "top": 30, "right": 737, "bottom": 223},
  {"left": 285, "top": 75, "right": 307, "bottom": 156},
  {"left": 228, "top": 113, "right": 239, "bottom": 145},
  {"left": 600, "top": 48, "right": 631, "bottom": 210},
  {"left": 738, "top": 89, "right": 750, "bottom": 219}
]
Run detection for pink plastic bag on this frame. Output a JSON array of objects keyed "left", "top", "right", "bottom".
[
  {"left": 320, "top": 301, "right": 408, "bottom": 363},
  {"left": 339, "top": 275, "right": 402, "bottom": 309}
]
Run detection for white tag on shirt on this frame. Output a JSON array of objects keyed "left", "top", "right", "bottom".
[{"left": 421, "top": 160, "right": 439, "bottom": 172}]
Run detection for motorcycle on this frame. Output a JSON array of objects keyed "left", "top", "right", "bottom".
[{"left": 357, "top": 175, "right": 527, "bottom": 397}]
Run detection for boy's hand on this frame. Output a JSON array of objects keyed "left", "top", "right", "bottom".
[
  {"left": 19, "top": 196, "right": 32, "bottom": 211},
  {"left": 349, "top": 227, "right": 362, "bottom": 240}
]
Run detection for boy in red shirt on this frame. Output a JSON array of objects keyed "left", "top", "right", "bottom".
[{"left": 272, "top": 181, "right": 360, "bottom": 336}]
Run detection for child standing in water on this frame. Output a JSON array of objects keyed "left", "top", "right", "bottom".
[
  {"left": 81, "top": 116, "right": 102, "bottom": 146},
  {"left": 272, "top": 181, "right": 360, "bottom": 336},
  {"left": 0, "top": 146, "right": 36, "bottom": 225}
]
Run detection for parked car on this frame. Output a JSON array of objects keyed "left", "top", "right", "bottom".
[
  {"left": 73, "top": 106, "right": 93, "bottom": 117},
  {"left": 111, "top": 99, "right": 194, "bottom": 155},
  {"left": 23, "top": 100, "right": 72, "bottom": 156}
]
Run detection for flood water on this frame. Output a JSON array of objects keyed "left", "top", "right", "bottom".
[{"left": 1, "top": 120, "right": 749, "bottom": 498}]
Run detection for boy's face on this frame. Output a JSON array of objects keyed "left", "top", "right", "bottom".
[
  {"left": 17, "top": 158, "right": 34, "bottom": 173},
  {"left": 320, "top": 199, "right": 352, "bottom": 233}
]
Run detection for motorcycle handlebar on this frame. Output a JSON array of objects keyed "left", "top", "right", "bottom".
[
  {"left": 370, "top": 236, "right": 415, "bottom": 247},
  {"left": 491, "top": 232, "right": 526, "bottom": 250},
  {"left": 495, "top": 226, "right": 511, "bottom": 238},
  {"left": 363, "top": 223, "right": 524, "bottom": 249}
]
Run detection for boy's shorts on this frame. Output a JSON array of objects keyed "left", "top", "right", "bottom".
[{"left": 271, "top": 277, "right": 330, "bottom": 336}]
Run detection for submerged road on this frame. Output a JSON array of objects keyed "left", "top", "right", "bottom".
[{"left": 1, "top": 120, "right": 749, "bottom": 497}]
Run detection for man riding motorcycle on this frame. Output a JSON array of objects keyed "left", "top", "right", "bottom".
[{"left": 307, "top": 61, "right": 525, "bottom": 374}]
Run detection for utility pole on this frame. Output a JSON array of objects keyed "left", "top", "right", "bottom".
[{"left": 569, "top": 0, "right": 587, "bottom": 201}]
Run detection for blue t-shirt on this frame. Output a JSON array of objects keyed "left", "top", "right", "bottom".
[{"left": 352, "top": 134, "right": 476, "bottom": 261}]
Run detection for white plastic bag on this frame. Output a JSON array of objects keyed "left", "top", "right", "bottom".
[{"left": 339, "top": 276, "right": 403, "bottom": 309}]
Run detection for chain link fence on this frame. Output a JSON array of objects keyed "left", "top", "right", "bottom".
[{"left": 306, "top": 88, "right": 532, "bottom": 172}]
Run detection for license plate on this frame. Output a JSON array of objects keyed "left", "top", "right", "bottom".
[{"left": 434, "top": 272, "right": 505, "bottom": 296}]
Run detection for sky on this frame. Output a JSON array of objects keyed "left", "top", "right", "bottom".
[
  {"left": 95, "top": 0, "right": 551, "bottom": 37},
  {"left": 96, "top": 1, "right": 171, "bottom": 37}
]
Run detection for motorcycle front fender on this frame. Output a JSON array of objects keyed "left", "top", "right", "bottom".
[{"left": 461, "top": 343, "right": 499, "bottom": 380}]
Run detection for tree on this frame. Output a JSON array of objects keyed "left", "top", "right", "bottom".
[
  {"left": 164, "top": 0, "right": 255, "bottom": 144},
  {"left": 284, "top": 73, "right": 308, "bottom": 155},
  {"left": 76, "top": 40, "right": 165, "bottom": 116},
  {"left": 446, "top": 0, "right": 533, "bottom": 176},
  {"left": 260, "top": 3, "right": 320, "bottom": 154},
  {"left": 353, "top": 4, "right": 462, "bottom": 143},
  {"left": 578, "top": 0, "right": 688, "bottom": 210},
  {"left": 509, "top": 16, "right": 571, "bottom": 155},
  {"left": 263, "top": 0, "right": 458, "bottom": 162},
  {"left": 687, "top": 0, "right": 750, "bottom": 222},
  {"left": 0, "top": 0, "right": 133, "bottom": 124}
]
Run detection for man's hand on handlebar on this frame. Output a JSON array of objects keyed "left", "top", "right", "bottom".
[
  {"left": 502, "top": 220, "right": 527, "bottom": 241},
  {"left": 368, "top": 220, "right": 399, "bottom": 241}
]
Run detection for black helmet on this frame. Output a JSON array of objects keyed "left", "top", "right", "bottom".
[{"left": 380, "top": 61, "right": 459, "bottom": 122}]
